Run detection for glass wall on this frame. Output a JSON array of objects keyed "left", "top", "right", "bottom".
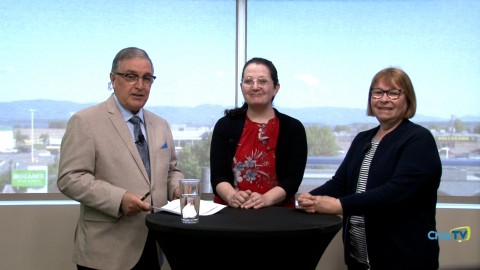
[
  {"left": 0, "top": 0, "right": 236, "bottom": 193},
  {"left": 246, "top": 0, "right": 480, "bottom": 197},
  {"left": 1, "top": 0, "right": 479, "bottom": 200}
]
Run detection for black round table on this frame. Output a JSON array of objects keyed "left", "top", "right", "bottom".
[{"left": 146, "top": 206, "right": 342, "bottom": 270}]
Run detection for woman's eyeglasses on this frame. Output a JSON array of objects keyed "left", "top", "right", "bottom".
[
  {"left": 370, "top": 88, "right": 403, "bottom": 100},
  {"left": 242, "top": 77, "right": 272, "bottom": 87}
]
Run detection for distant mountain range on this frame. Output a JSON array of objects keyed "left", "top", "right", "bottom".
[{"left": 1, "top": 99, "right": 479, "bottom": 128}]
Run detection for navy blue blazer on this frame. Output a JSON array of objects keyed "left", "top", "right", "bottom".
[{"left": 310, "top": 119, "right": 441, "bottom": 269}]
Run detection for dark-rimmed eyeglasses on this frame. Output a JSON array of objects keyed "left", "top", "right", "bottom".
[
  {"left": 114, "top": 72, "right": 156, "bottom": 86},
  {"left": 370, "top": 88, "right": 403, "bottom": 100},
  {"left": 242, "top": 77, "right": 272, "bottom": 87}
]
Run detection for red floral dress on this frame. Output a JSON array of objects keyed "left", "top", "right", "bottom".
[{"left": 214, "top": 116, "right": 295, "bottom": 208}]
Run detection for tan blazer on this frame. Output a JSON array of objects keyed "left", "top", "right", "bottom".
[{"left": 57, "top": 95, "right": 182, "bottom": 269}]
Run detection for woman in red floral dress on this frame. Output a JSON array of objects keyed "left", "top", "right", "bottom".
[{"left": 210, "top": 57, "right": 308, "bottom": 209}]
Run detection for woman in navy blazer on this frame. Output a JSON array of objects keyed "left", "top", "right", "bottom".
[{"left": 298, "top": 67, "right": 441, "bottom": 270}]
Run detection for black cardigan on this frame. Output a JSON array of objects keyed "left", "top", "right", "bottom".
[
  {"left": 310, "top": 119, "right": 441, "bottom": 269},
  {"left": 210, "top": 108, "right": 308, "bottom": 204}
]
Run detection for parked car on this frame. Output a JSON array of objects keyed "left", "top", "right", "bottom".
[{"left": 0, "top": 148, "right": 18, "bottom": 154}]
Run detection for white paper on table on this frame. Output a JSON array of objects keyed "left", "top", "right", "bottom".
[{"left": 152, "top": 199, "right": 227, "bottom": 216}]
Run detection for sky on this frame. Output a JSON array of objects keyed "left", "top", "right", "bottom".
[{"left": 1, "top": 0, "right": 479, "bottom": 119}]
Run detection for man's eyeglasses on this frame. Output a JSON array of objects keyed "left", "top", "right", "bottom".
[
  {"left": 370, "top": 88, "right": 403, "bottom": 100},
  {"left": 242, "top": 77, "right": 272, "bottom": 87},
  {"left": 114, "top": 72, "right": 156, "bottom": 86}
]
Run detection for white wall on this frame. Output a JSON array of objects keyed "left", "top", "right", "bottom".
[
  {"left": 0, "top": 129, "right": 14, "bottom": 151},
  {"left": 0, "top": 202, "right": 478, "bottom": 269}
]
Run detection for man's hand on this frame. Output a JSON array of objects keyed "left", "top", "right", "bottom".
[{"left": 120, "top": 191, "right": 152, "bottom": 216}]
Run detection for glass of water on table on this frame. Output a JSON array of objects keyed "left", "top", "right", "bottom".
[{"left": 179, "top": 179, "right": 201, "bottom": 224}]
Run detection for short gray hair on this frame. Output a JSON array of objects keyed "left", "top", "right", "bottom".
[{"left": 111, "top": 47, "right": 153, "bottom": 73}]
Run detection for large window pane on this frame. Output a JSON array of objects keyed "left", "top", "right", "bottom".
[
  {"left": 0, "top": 0, "right": 236, "bottom": 194},
  {"left": 1, "top": 0, "right": 479, "bottom": 201},
  {"left": 247, "top": 0, "right": 480, "bottom": 197}
]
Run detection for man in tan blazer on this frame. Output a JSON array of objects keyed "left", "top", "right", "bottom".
[{"left": 58, "top": 47, "right": 183, "bottom": 270}]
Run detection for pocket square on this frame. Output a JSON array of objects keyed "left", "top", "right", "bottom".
[{"left": 161, "top": 142, "right": 168, "bottom": 149}]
